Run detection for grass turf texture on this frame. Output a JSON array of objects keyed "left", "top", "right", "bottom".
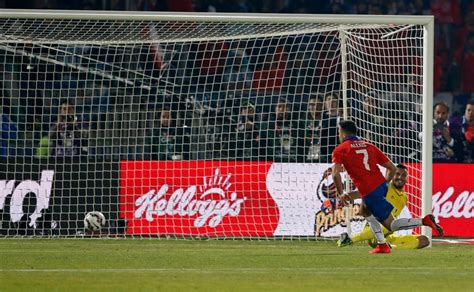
[{"left": 0, "top": 240, "right": 472, "bottom": 291}]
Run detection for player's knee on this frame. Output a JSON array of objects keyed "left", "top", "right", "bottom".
[
  {"left": 417, "top": 235, "right": 430, "bottom": 249},
  {"left": 359, "top": 204, "right": 371, "bottom": 217}
]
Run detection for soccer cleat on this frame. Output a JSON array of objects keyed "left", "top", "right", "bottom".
[
  {"left": 369, "top": 242, "right": 391, "bottom": 254},
  {"left": 422, "top": 214, "right": 444, "bottom": 237},
  {"left": 337, "top": 232, "right": 353, "bottom": 247},
  {"left": 367, "top": 237, "right": 377, "bottom": 248}
]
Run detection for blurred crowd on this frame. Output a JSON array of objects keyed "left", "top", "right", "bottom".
[
  {"left": 1, "top": 0, "right": 473, "bottom": 92},
  {"left": 0, "top": 0, "right": 473, "bottom": 164}
]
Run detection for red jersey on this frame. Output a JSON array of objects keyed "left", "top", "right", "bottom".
[{"left": 332, "top": 137, "right": 389, "bottom": 197}]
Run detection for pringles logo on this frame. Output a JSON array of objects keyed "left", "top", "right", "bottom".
[{"left": 314, "top": 167, "right": 363, "bottom": 236}]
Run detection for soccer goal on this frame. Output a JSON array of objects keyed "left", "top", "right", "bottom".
[{"left": 0, "top": 10, "right": 433, "bottom": 239}]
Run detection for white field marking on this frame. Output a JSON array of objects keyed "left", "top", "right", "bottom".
[
  {"left": 0, "top": 250, "right": 329, "bottom": 254},
  {"left": 1, "top": 267, "right": 473, "bottom": 274},
  {"left": 0, "top": 246, "right": 326, "bottom": 253}
]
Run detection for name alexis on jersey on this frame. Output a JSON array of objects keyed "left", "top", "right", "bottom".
[{"left": 350, "top": 143, "right": 366, "bottom": 148}]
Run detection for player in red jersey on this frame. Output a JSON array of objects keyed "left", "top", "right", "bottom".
[{"left": 332, "top": 120, "right": 444, "bottom": 254}]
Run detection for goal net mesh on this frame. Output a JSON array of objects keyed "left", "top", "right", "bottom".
[{"left": 0, "top": 14, "right": 424, "bottom": 238}]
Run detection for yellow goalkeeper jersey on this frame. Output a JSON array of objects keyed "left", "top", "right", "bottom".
[{"left": 386, "top": 183, "right": 408, "bottom": 217}]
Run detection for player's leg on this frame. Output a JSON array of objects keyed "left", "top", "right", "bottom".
[
  {"left": 352, "top": 224, "right": 376, "bottom": 242},
  {"left": 386, "top": 234, "right": 430, "bottom": 249},
  {"left": 353, "top": 224, "right": 391, "bottom": 242},
  {"left": 362, "top": 183, "right": 393, "bottom": 253},
  {"left": 382, "top": 214, "right": 444, "bottom": 237},
  {"left": 338, "top": 224, "right": 374, "bottom": 247},
  {"left": 363, "top": 183, "right": 443, "bottom": 236},
  {"left": 338, "top": 205, "right": 383, "bottom": 247},
  {"left": 338, "top": 219, "right": 392, "bottom": 247}
]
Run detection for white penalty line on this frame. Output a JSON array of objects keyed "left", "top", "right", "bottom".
[{"left": 1, "top": 267, "right": 472, "bottom": 273}]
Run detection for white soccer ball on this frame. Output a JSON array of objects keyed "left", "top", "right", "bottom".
[{"left": 84, "top": 211, "right": 106, "bottom": 232}]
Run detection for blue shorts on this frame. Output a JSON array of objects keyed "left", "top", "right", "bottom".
[{"left": 362, "top": 182, "right": 393, "bottom": 222}]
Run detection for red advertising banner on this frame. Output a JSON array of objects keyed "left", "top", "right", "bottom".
[
  {"left": 119, "top": 161, "right": 474, "bottom": 238},
  {"left": 432, "top": 164, "right": 474, "bottom": 237},
  {"left": 120, "top": 161, "right": 278, "bottom": 236}
]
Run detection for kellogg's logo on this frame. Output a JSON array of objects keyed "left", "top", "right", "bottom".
[
  {"left": 134, "top": 168, "right": 247, "bottom": 228},
  {"left": 314, "top": 167, "right": 363, "bottom": 236},
  {"left": 432, "top": 187, "right": 474, "bottom": 219}
]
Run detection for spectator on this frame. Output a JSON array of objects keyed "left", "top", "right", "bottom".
[
  {"left": 223, "top": 42, "right": 253, "bottom": 91},
  {"left": 300, "top": 94, "right": 324, "bottom": 162},
  {"left": 409, "top": 0, "right": 430, "bottom": 15},
  {"left": 252, "top": 46, "right": 287, "bottom": 92},
  {"left": 368, "top": 4, "right": 384, "bottom": 14},
  {"left": 49, "top": 99, "right": 86, "bottom": 157},
  {"left": 199, "top": 0, "right": 253, "bottom": 12},
  {"left": 280, "top": 0, "right": 314, "bottom": 13},
  {"left": 453, "top": 32, "right": 474, "bottom": 93},
  {"left": 454, "top": 9, "right": 474, "bottom": 51},
  {"left": 227, "top": 99, "right": 260, "bottom": 160},
  {"left": 1, "top": 103, "right": 17, "bottom": 157},
  {"left": 450, "top": 98, "right": 474, "bottom": 162},
  {"left": 259, "top": 98, "right": 302, "bottom": 162},
  {"left": 198, "top": 41, "right": 229, "bottom": 86},
  {"left": 135, "top": 0, "right": 193, "bottom": 11},
  {"left": 323, "top": 92, "right": 339, "bottom": 117},
  {"left": 319, "top": 93, "right": 340, "bottom": 163},
  {"left": 355, "top": 93, "right": 387, "bottom": 148},
  {"left": 385, "top": 80, "right": 422, "bottom": 162},
  {"left": 390, "top": 105, "right": 422, "bottom": 162},
  {"left": 354, "top": 1, "right": 369, "bottom": 14},
  {"left": 432, "top": 101, "right": 457, "bottom": 162},
  {"left": 36, "top": 135, "right": 50, "bottom": 157},
  {"left": 430, "top": 0, "right": 461, "bottom": 50},
  {"left": 386, "top": 0, "right": 409, "bottom": 15},
  {"left": 285, "top": 50, "right": 315, "bottom": 94},
  {"left": 146, "top": 106, "right": 188, "bottom": 161},
  {"left": 202, "top": 102, "right": 233, "bottom": 160}
]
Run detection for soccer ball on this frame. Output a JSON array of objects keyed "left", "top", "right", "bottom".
[{"left": 84, "top": 211, "right": 106, "bottom": 232}]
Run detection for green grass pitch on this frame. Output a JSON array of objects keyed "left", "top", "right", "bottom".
[{"left": 1, "top": 239, "right": 472, "bottom": 291}]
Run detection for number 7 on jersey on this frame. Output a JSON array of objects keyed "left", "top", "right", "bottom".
[{"left": 355, "top": 149, "right": 371, "bottom": 171}]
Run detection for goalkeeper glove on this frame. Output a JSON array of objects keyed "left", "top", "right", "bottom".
[{"left": 321, "top": 194, "right": 352, "bottom": 215}]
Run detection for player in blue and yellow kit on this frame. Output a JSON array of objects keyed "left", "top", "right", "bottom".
[
  {"left": 337, "top": 164, "right": 430, "bottom": 249},
  {"left": 332, "top": 120, "right": 443, "bottom": 254}
]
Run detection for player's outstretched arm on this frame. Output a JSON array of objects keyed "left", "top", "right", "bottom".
[
  {"left": 381, "top": 161, "right": 397, "bottom": 182},
  {"left": 332, "top": 163, "right": 345, "bottom": 196}
]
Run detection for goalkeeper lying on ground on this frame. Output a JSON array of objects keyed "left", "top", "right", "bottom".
[{"left": 337, "top": 164, "right": 430, "bottom": 249}]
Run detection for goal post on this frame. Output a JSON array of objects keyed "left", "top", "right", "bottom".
[
  {"left": 421, "top": 19, "right": 434, "bottom": 241},
  {"left": 0, "top": 10, "right": 433, "bottom": 240}
]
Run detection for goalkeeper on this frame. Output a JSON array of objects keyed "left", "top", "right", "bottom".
[{"left": 337, "top": 164, "right": 430, "bottom": 249}]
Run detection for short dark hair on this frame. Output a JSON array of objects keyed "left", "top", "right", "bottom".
[
  {"left": 276, "top": 97, "right": 291, "bottom": 110},
  {"left": 324, "top": 92, "right": 339, "bottom": 101},
  {"left": 241, "top": 99, "right": 256, "bottom": 109},
  {"left": 338, "top": 119, "right": 358, "bottom": 135},
  {"left": 60, "top": 98, "right": 74, "bottom": 106},
  {"left": 434, "top": 101, "right": 449, "bottom": 112},
  {"left": 467, "top": 98, "right": 474, "bottom": 107},
  {"left": 309, "top": 94, "right": 323, "bottom": 102},
  {"left": 396, "top": 164, "right": 408, "bottom": 170},
  {"left": 277, "top": 97, "right": 288, "bottom": 104}
]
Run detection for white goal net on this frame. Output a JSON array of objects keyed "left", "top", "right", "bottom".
[{"left": 0, "top": 11, "right": 433, "bottom": 239}]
